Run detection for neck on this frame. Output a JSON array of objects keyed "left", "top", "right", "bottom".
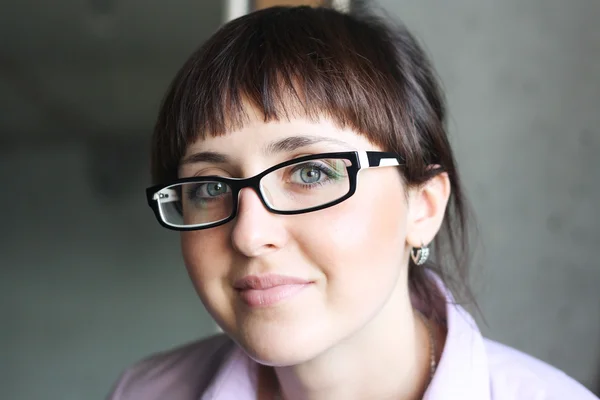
[{"left": 267, "top": 279, "right": 435, "bottom": 400}]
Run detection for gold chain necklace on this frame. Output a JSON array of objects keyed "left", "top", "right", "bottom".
[{"left": 416, "top": 310, "right": 438, "bottom": 382}]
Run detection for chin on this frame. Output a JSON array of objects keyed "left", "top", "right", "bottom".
[{"left": 230, "top": 321, "right": 331, "bottom": 367}]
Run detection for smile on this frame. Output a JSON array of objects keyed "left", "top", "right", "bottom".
[{"left": 233, "top": 274, "right": 313, "bottom": 307}]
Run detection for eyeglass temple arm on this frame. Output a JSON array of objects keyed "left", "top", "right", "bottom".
[
  {"left": 153, "top": 188, "right": 180, "bottom": 204},
  {"left": 362, "top": 151, "right": 402, "bottom": 168}
]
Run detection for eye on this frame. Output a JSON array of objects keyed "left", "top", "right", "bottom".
[
  {"left": 204, "top": 182, "right": 228, "bottom": 197},
  {"left": 298, "top": 166, "right": 322, "bottom": 184},
  {"left": 186, "top": 181, "right": 231, "bottom": 202},
  {"left": 287, "top": 160, "right": 347, "bottom": 187},
  {"left": 288, "top": 163, "right": 331, "bottom": 185}
]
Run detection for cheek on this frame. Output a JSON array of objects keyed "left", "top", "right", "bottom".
[
  {"left": 332, "top": 197, "right": 405, "bottom": 254},
  {"left": 298, "top": 174, "right": 408, "bottom": 294},
  {"left": 180, "top": 230, "right": 233, "bottom": 319},
  {"left": 180, "top": 231, "right": 223, "bottom": 280}
]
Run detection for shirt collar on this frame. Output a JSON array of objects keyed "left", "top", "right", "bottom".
[
  {"left": 424, "top": 302, "right": 491, "bottom": 399},
  {"left": 201, "top": 344, "right": 259, "bottom": 400}
]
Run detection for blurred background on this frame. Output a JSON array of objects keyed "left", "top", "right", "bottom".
[{"left": 1, "top": 0, "right": 598, "bottom": 398}]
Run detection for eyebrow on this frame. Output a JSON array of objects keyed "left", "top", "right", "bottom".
[
  {"left": 180, "top": 135, "right": 353, "bottom": 166},
  {"left": 181, "top": 151, "right": 229, "bottom": 165},
  {"left": 262, "top": 135, "right": 351, "bottom": 155}
]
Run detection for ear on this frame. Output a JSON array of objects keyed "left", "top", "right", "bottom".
[{"left": 406, "top": 171, "right": 451, "bottom": 248}]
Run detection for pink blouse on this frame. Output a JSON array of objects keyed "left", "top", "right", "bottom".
[{"left": 108, "top": 298, "right": 598, "bottom": 399}]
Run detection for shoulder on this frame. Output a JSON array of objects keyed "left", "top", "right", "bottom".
[
  {"left": 484, "top": 339, "right": 598, "bottom": 399},
  {"left": 107, "top": 334, "right": 235, "bottom": 400}
]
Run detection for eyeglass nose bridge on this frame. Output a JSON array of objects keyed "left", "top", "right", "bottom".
[{"left": 225, "top": 172, "right": 281, "bottom": 218}]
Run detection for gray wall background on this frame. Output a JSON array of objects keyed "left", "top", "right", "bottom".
[
  {"left": 1, "top": 0, "right": 598, "bottom": 399},
  {"left": 379, "top": 0, "right": 600, "bottom": 392}
]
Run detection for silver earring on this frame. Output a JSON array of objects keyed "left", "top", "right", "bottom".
[{"left": 411, "top": 243, "right": 429, "bottom": 265}]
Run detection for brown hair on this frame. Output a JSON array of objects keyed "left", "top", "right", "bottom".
[{"left": 151, "top": 5, "right": 475, "bottom": 322}]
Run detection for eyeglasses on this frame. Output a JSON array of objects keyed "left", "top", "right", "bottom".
[{"left": 146, "top": 151, "right": 404, "bottom": 231}]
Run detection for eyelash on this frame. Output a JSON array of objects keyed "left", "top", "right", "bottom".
[{"left": 288, "top": 162, "right": 340, "bottom": 187}]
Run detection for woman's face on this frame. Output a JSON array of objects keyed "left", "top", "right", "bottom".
[{"left": 179, "top": 111, "right": 415, "bottom": 365}]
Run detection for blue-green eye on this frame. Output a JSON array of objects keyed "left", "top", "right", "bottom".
[
  {"left": 287, "top": 161, "right": 347, "bottom": 188},
  {"left": 187, "top": 182, "right": 231, "bottom": 202},
  {"left": 299, "top": 166, "right": 322, "bottom": 184},
  {"left": 205, "top": 182, "right": 228, "bottom": 196}
]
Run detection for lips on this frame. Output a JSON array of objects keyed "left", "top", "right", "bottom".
[{"left": 234, "top": 274, "right": 312, "bottom": 307}]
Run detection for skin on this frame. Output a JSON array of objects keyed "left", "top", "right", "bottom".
[{"left": 178, "top": 107, "right": 451, "bottom": 400}]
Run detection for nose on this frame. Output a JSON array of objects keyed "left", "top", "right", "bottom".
[{"left": 230, "top": 187, "right": 289, "bottom": 257}]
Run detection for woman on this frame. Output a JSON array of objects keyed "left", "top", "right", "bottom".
[{"left": 108, "top": 5, "right": 598, "bottom": 400}]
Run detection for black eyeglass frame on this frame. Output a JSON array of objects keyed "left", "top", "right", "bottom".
[{"left": 146, "top": 151, "right": 404, "bottom": 231}]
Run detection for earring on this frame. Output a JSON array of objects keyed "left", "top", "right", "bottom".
[{"left": 411, "top": 242, "right": 430, "bottom": 265}]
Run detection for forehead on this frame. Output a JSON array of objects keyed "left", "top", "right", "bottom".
[{"left": 182, "top": 115, "right": 380, "bottom": 162}]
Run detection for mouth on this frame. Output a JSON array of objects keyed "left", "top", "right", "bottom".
[{"left": 233, "top": 274, "right": 313, "bottom": 307}]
